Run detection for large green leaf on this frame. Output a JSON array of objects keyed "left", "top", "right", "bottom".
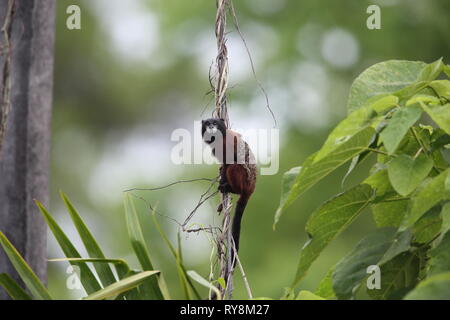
[
  {"left": 412, "top": 205, "right": 442, "bottom": 244},
  {"left": 387, "top": 154, "right": 433, "bottom": 196},
  {"left": 428, "top": 231, "right": 450, "bottom": 276},
  {"left": 380, "top": 105, "right": 422, "bottom": 154},
  {"left": 61, "top": 192, "right": 117, "bottom": 287},
  {"left": 35, "top": 201, "right": 101, "bottom": 294},
  {"left": 332, "top": 228, "right": 411, "bottom": 299},
  {"left": 368, "top": 251, "right": 420, "bottom": 300},
  {"left": 275, "top": 127, "right": 375, "bottom": 226},
  {"left": 314, "top": 96, "right": 392, "bottom": 162},
  {"left": 400, "top": 169, "right": 450, "bottom": 230},
  {"left": 347, "top": 60, "right": 427, "bottom": 113},
  {"left": 0, "top": 273, "right": 32, "bottom": 300},
  {"left": 371, "top": 199, "right": 408, "bottom": 228},
  {"left": 417, "top": 58, "right": 444, "bottom": 82},
  {"left": 315, "top": 266, "right": 336, "bottom": 299},
  {"left": 0, "top": 232, "right": 52, "bottom": 300},
  {"left": 429, "top": 80, "right": 450, "bottom": 100},
  {"left": 420, "top": 103, "right": 450, "bottom": 135},
  {"left": 404, "top": 271, "right": 450, "bottom": 300},
  {"left": 123, "top": 194, "right": 164, "bottom": 300},
  {"left": 85, "top": 271, "right": 159, "bottom": 300},
  {"left": 292, "top": 184, "right": 374, "bottom": 288}
]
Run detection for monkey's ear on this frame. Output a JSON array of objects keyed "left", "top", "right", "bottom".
[
  {"left": 201, "top": 119, "right": 205, "bottom": 124},
  {"left": 220, "top": 118, "right": 225, "bottom": 122}
]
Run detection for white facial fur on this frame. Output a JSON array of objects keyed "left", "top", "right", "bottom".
[{"left": 206, "top": 126, "right": 218, "bottom": 134}]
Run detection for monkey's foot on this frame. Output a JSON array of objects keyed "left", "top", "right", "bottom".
[{"left": 218, "top": 182, "right": 232, "bottom": 194}]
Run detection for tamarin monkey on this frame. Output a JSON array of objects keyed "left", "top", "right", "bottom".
[{"left": 201, "top": 118, "right": 257, "bottom": 266}]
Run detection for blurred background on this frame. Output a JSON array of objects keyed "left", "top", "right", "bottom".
[{"left": 49, "top": 0, "right": 450, "bottom": 299}]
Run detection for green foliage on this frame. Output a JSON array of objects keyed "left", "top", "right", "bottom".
[
  {"left": 295, "top": 290, "right": 325, "bottom": 300},
  {"left": 380, "top": 105, "right": 422, "bottom": 154},
  {"left": 3, "top": 58, "right": 449, "bottom": 301},
  {"left": 293, "top": 184, "right": 374, "bottom": 287},
  {"left": 84, "top": 271, "right": 160, "bottom": 300},
  {"left": 0, "top": 193, "right": 207, "bottom": 300},
  {"left": 387, "top": 154, "right": 433, "bottom": 196},
  {"left": 277, "top": 59, "right": 450, "bottom": 300},
  {"left": 0, "top": 232, "right": 52, "bottom": 300}
]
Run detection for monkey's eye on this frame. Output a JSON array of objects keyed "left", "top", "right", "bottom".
[
  {"left": 213, "top": 121, "right": 217, "bottom": 125},
  {"left": 205, "top": 121, "right": 210, "bottom": 126}
]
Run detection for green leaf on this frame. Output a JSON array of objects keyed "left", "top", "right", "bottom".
[
  {"left": 412, "top": 205, "right": 442, "bottom": 244},
  {"left": 292, "top": 184, "right": 374, "bottom": 288},
  {"left": 420, "top": 102, "right": 450, "bottom": 135},
  {"left": 123, "top": 194, "right": 164, "bottom": 300},
  {"left": 444, "top": 65, "right": 450, "bottom": 78},
  {"left": 380, "top": 105, "right": 422, "bottom": 154},
  {"left": 438, "top": 203, "right": 450, "bottom": 243},
  {"left": 60, "top": 192, "right": 117, "bottom": 287},
  {"left": 35, "top": 201, "right": 101, "bottom": 294},
  {"left": 296, "top": 290, "right": 325, "bottom": 300},
  {"left": 347, "top": 60, "right": 426, "bottom": 113},
  {"left": 49, "top": 258, "right": 130, "bottom": 280},
  {"left": 372, "top": 95, "right": 400, "bottom": 114},
  {"left": 371, "top": 199, "right": 408, "bottom": 228},
  {"left": 368, "top": 251, "right": 420, "bottom": 300},
  {"left": 187, "top": 271, "right": 221, "bottom": 300},
  {"left": 114, "top": 270, "right": 141, "bottom": 300},
  {"left": 151, "top": 212, "right": 200, "bottom": 300},
  {"left": 446, "top": 173, "right": 450, "bottom": 193},
  {"left": 364, "top": 169, "right": 392, "bottom": 198},
  {"left": 275, "top": 127, "right": 375, "bottom": 226},
  {"left": 332, "top": 228, "right": 411, "bottom": 299},
  {"left": 274, "top": 166, "right": 303, "bottom": 227},
  {"left": 314, "top": 99, "right": 385, "bottom": 162},
  {"left": 429, "top": 80, "right": 450, "bottom": 100},
  {"left": 0, "top": 232, "right": 52, "bottom": 300},
  {"left": 406, "top": 94, "right": 440, "bottom": 107},
  {"left": 379, "top": 230, "right": 413, "bottom": 264},
  {"left": 428, "top": 231, "right": 450, "bottom": 276},
  {"left": 400, "top": 169, "right": 450, "bottom": 230},
  {"left": 387, "top": 154, "right": 433, "bottom": 196},
  {"left": 417, "top": 58, "right": 444, "bottom": 82},
  {"left": 404, "top": 271, "right": 450, "bottom": 300},
  {"left": 315, "top": 267, "right": 336, "bottom": 299},
  {"left": 0, "top": 273, "right": 32, "bottom": 300},
  {"left": 85, "top": 271, "right": 159, "bottom": 300}
]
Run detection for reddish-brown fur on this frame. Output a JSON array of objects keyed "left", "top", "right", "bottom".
[{"left": 202, "top": 118, "right": 256, "bottom": 269}]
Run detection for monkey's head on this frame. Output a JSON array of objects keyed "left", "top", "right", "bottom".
[{"left": 201, "top": 118, "right": 226, "bottom": 144}]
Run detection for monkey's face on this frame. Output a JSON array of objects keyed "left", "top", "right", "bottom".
[{"left": 202, "top": 118, "right": 226, "bottom": 144}]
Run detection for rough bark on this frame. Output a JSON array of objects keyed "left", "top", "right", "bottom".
[{"left": 0, "top": 0, "right": 55, "bottom": 300}]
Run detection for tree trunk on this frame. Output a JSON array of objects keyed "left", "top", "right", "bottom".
[{"left": 0, "top": 0, "right": 55, "bottom": 299}]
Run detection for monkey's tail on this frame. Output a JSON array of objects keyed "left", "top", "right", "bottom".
[
  {"left": 210, "top": 194, "right": 249, "bottom": 300},
  {"left": 230, "top": 193, "right": 249, "bottom": 260}
]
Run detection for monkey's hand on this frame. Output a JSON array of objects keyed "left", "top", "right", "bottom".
[{"left": 218, "top": 182, "right": 232, "bottom": 194}]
